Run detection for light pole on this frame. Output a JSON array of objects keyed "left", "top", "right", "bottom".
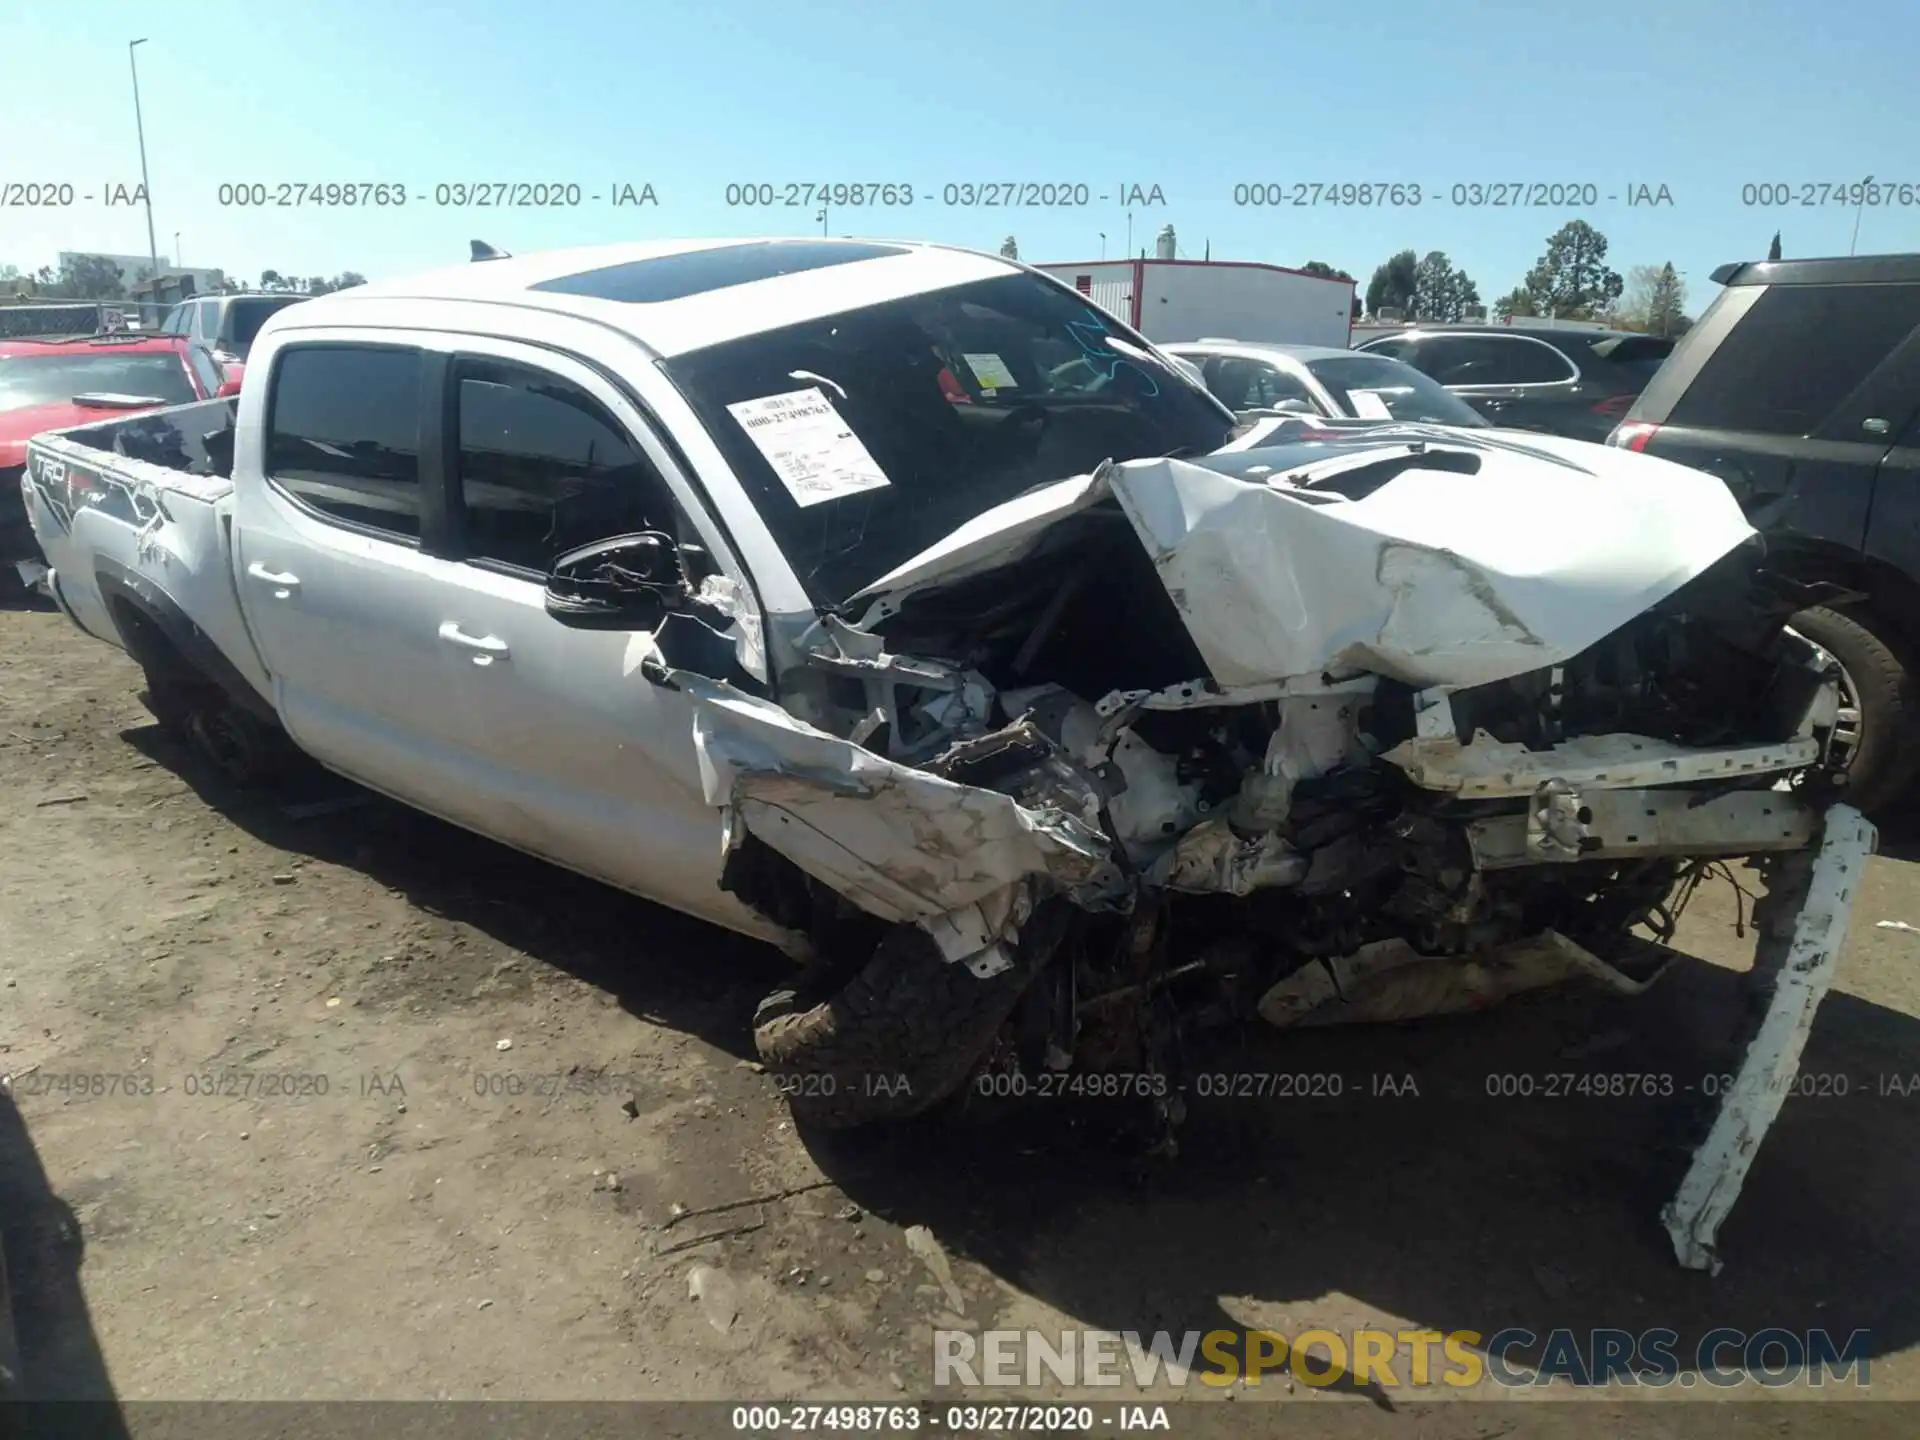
[
  {"left": 1849, "top": 175, "right": 1872, "bottom": 256},
  {"left": 174, "top": 232, "right": 181, "bottom": 268},
  {"left": 129, "top": 39, "right": 159, "bottom": 289},
  {"left": 1098, "top": 232, "right": 1106, "bottom": 260}
]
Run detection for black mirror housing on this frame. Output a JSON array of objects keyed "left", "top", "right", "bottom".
[{"left": 544, "top": 531, "right": 684, "bottom": 631}]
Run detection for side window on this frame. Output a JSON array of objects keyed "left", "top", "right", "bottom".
[
  {"left": 186, "top": 345, "right": 221, "bottom": 396},
  {"left": 453, "top": 358, "right": 675, "bottom": 574},
  {"left": 195, "top": 304, "right": 219, "bottom": 341},
  {"left": 1207, "top": 358, "right": 1315, "bottom": 411},
  {"left": 162, "top": 305, "right": 189, "bottom": 336},
  {"left": 265, "top": 346, "right": 423, "bottom": 539},
  {"left": 1422, "top": 336, "right": 1573, "bottom": 386},
  {"left": 1361, "top": 337, "right": 1414, "bottom": 361},
  {"left": 1669, "top": 285, "right": 1920, "bottom": 436}
]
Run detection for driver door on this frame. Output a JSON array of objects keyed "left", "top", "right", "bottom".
[{"left": 415, "top": 340, "right": 762, "bottom": 926}]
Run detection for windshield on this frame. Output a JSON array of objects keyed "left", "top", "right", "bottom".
[
  {"left": 0, "top": 350, "right": 198, "bottom": 415},
  {"left": 228, "top": 297, "right": 299, "bottom": 355},
  {"left": 662, "top": 272, "right": 1234, "bottom": 606},
  {"left": 1304, "top": 353, "right": 1490, "bottom": 427}
]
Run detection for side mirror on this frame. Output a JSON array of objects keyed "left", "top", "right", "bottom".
[{"left": 544, "top": 531, "right": 685, "bottom": 631}]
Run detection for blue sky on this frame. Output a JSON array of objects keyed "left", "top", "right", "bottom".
[{"left": 4, "top": 0, "right": 1916, "bottom": 314}]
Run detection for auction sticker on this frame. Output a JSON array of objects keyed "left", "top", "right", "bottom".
[
  {"left": 1347, "top": 389, "right": 1394, "bottom": 419},
  {"left": 726, "top": 387, "right": 891, "bottom": 508},
  {"left": 961, "top": 352, "right": 1019, "bottom": 390}
]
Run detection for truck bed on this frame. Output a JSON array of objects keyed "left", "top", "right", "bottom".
[{"left": 22, "top": 397, "right": 272, "bottom": 709}]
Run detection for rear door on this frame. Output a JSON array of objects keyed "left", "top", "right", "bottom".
[
  {"left": 232, "top": 339, "right": 480, "bottom": 812},
  {"left": 1633, "top": 283, "right": 1920, "bottom": 552}
]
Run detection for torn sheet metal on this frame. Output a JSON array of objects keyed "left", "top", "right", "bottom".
[
  {"left": 1382, "top": 730, "right": 1820, "bottom": 799},
  {"left": 1662, "top": 805, "right": 1874, "bottom": 1274},
  {"left": 1102, "top": 449, "right": 1756, "bottom": 691},
  {"left": 1257, "top": 929, "right": 1675, "bottom": 1028},
  {"left": 1466, "top": 788, "right": 1818, "bottom": 870},
  {"left": 674, "top": 671, "right": 1118, "bottom": 927}
]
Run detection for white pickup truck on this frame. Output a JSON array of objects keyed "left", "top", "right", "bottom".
[{"left": 20, "top": 237, "right": 1872, "bottom": 1272}]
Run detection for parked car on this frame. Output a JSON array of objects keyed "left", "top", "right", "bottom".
[
  {"left": 157, "top": 292, "right": 307, "bottom": 387},
  {"left": 2, "top": 333, "right": 239, "bottom": 593},
  {"left": 21, "top": 239, "right": 1868, "bottom": 1273},
  {"left": 1163, "top": 339, "right": 1491, "bottom": 426},
  {"left": 1355, "top": 324, "right": 1676, "bottom": 441},
  {"left": 1606, "top": 252, "right": 1920, "bottom": 814}
]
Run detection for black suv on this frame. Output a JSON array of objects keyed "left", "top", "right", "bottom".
[
  {"left": 1610, "top": 252, "right": 1920, "bottom": 812},
  {"left": 1356, "top": 324, "right": 1676, "bottom": 442}
]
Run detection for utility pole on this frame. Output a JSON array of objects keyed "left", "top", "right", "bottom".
[
  {"left": 129, "top": 39, "right": 159, "bottom": 288},
  {"left": 1849, "top": 176, "right": 1872, "bottom": 256}
]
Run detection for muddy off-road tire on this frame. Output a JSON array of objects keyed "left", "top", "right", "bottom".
[
  {"left": 753, "top": 925, "right": 1041, "bottom": 1129},
  {"left": 1791, "top": 605, "right": 1920, "bottom": 817}
]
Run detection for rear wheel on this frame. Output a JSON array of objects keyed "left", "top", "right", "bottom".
[
  {"left": 1791, "top": 605, "right": 1920, "bottom": 816},
  {"left": 140, "top": 671, "right": 298, "bottom": 790}
]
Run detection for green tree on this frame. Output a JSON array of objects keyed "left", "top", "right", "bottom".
[
  {"left": 1617, "top": 262, "right": 1689, "bottom": 337},
  {"left": 306, "top": 276, "right": 331, "bottom": 296},
  {"left": 331, "top": 271, "right": 367, "bottom": 290},
  {"left": 260, "top": 269, "right": 286, "bottom": 291},
  {"left": 1301, "top": 259, "right": 1355, "bottom": 284},
  {"left": 1411, "top": 251, "right": 1481, "bottom": 321},
  {"left": 1492, "top": 286, "right": 1537, "bottom": 320},
  {"left": 1365, "top": 249, "right": 1418, "bottom": 319},
  {"left": 999, "top": 236, "right": 1019, "bottom": 260},
  {"left": 58, "top": 255, "right": 129, "bottom": 300},
  {"left": 1519, "top": 220, "right": 1623, "bottom": 319}
]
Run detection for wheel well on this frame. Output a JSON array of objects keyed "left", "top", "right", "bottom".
[
  {"left": 109, "top": 596, "right": 216, "bottom": 697},
  {"left": 1766, "top": 542, "right": 1920, "bottom": 659}
]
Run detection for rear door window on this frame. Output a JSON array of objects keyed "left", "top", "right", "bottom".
[
  {"left": 1667, "top": 284, "right": 1920, "bottom": 436},
  {"left": 265, "top": 346, "right": 424, "bottom": 539},
  {"left": 1420, "top": 335, "right": 1575, "bottom": 386},
  {"left": 452, "top": 357, "right": 679, "bottom": 575}
]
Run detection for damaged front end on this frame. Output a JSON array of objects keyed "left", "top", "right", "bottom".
[{"left": 649, "top": 436, "right": 1873, "bottom": 1273}]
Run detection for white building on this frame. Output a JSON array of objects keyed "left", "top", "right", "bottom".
[{"left": 1034, "top": 258, "right": 1356, "bottom": 349}]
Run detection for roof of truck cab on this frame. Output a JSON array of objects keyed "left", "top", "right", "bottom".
[{"left": 274, "top": 238, "right": 1025, "bottom": 359}]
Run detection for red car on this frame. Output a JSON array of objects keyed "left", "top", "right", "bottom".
[{"left": 2, "top": 333, "right": 239, "bottom": 593}]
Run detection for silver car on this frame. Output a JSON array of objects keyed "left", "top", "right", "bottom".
[{"left": 1164, "top": 339, "right": 1492, "bottom": 427}]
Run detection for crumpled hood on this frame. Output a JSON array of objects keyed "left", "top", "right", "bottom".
[{"left": 855, "top": 434, "right": 1759, "bottom": 693}]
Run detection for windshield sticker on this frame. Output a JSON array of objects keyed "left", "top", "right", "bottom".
[
  {"left": 961, "top": 352, "right": 1019, "bottom": 391},
  {"left": 726, "top": 387, "right": 892, "bottom": 508},
  {"left": 1348, "top": 389, "right": 1393, "bottom": 420}
]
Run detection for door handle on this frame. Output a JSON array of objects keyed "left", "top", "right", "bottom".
[
  {"left": 246, "top": 561, "right": 300, "bottom": 596},
  {"left": 439, "top": 621, "right": 510, "bottom": 664}
]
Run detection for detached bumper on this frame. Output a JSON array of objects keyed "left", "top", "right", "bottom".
[{"left": 1662, "top": 803, "right": 1875, "bottom": 1273}]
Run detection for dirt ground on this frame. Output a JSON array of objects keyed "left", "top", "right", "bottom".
[{"left": 3, "top": 594, "right": 1919, "bottom": 1434}]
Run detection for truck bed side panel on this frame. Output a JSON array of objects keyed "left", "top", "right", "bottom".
[{"left": 24, "top": 404, "right": 271, "bottom": 706}]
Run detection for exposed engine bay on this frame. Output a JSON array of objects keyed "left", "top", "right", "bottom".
[{"left": 650, "top": 436, "right": 1873, "bottom": 1274}]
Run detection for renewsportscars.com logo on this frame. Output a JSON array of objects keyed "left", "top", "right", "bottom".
[{"left": 933, "top": 1327, "right": 1872, "bottom": 1390}]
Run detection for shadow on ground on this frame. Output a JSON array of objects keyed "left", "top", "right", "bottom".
[
  {"left": 122, "top": 722, "right": 1920, "bottom": 1392},
  {"left": 0, "top": 1086, "right": 130, "bottom": 1437}
]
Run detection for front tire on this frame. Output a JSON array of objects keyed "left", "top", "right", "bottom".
[
  {"left": 1791, "top": 605, "right": 1919, "bottom": 816},
  {"left": 753, "top": 924, "right": 1042, "bottom": 1129}
]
